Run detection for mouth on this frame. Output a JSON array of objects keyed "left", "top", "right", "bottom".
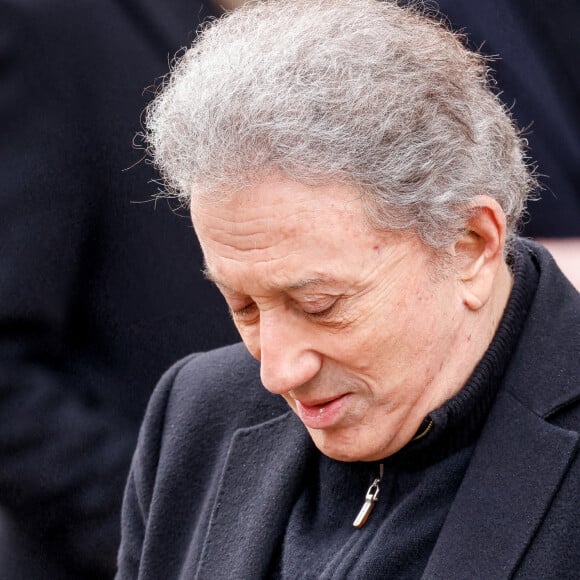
[{"left": 294, "top": 393, "right": 350, "bottom": 429}]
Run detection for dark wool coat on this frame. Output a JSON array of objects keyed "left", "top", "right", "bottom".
[
  {"left": 117, "top": 241, "right": 580, "bottom": 579},
  {"left": 0, "top": 1, "right": 237, "bottom": 578}
]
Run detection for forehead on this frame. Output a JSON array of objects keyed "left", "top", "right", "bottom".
[
  {"left": 192, "top": 178, "right": 366, "bottom": 232},
  {"left": 190, "top": 179, "right": 379, "bottom": 281}
]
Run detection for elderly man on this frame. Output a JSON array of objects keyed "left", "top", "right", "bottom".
[{"left": 117, "top": 1, "right": 580, "bottom": 578}]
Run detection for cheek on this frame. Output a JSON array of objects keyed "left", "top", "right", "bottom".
[{"left": 340, "top": 304, "right": 430, "bottom": 379}]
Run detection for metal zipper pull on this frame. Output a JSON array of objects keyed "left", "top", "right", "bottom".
[{"left": 352, "top": 463, "right": 384, "bottom": 529}]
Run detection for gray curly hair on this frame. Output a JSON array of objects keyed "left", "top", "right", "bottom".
[{"left": 144, "top": 0, "right": 536, "bottom": 247}]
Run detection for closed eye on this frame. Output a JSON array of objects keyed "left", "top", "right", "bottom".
[
  {"left": 303, "top": 301, "right": 338, "bottom": 319},
  {"left": 230, "top": 298, "right": 342, "bottom": 324},
  {"left": 230, "top": 302, "right": 258, "bottom": 322}
]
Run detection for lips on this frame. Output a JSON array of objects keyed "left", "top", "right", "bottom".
[{"left": 294, "top": 393, "right": 350, "bottom": 429}]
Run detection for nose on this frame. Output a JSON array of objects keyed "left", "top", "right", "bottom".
[{"left": 257, "top": 310, "right": 322, "bottom": 395}]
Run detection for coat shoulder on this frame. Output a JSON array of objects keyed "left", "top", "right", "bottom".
[{"left": 166, "top": 343, "right": 288, "bottom": 430}]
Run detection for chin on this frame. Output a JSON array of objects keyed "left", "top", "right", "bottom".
[{"left": 309, "top": 429, "right": 387, "bottom": 463}]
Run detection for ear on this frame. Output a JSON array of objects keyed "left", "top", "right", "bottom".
[{"left": 450, "top": 196, "right": 507, "bottom": 311}]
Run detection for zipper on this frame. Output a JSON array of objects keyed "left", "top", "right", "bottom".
[
  {"left": 352, "top": 463, "right": 384, "bottom": 528},
  {"left": 411, "top": 418, "right": 434, "bottom": 442},
  {"left": 352, "top": 419, "right": 433, "bottom": 529}
]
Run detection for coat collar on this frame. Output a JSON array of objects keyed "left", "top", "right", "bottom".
[
  {"left": 196, "top": 391, "right": 579, "bottom": 580},
  {"left": 194, "top": 327, "right": 580, "bottom": 578},
  {"left": 423, "top": 388, "right": 578, "bottom": 579},
  {"left": 423, "top": 241, "right": 580, "bottom": 578},
  {"left": 195, "top": 411, "right": 312, "bottom": 579}
]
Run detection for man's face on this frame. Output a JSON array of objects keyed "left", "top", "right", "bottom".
[{"left": 192, "top": 177, "right": 468, "bottom": 462}]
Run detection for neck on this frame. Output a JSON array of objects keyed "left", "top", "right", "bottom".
[{"left": 425, "top": 259, "right": 514, "bottom": 415}]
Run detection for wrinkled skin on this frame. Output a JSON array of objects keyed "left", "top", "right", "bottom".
[{"left": 192, "top": 177, "right": 511, "bottom": 461}]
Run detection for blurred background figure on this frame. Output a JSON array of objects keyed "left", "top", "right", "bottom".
[
  {"left": 434, "top": 0, "right": 580, "bottom": 288},
  {"left": 0, "top": 1, "right": 246, "bottom": 578}
]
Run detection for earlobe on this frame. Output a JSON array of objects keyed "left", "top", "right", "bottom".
[{"left": 451, "top": 196, "right": 507, "bottom": 311}]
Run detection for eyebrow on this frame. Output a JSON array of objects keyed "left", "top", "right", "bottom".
[
  {"left": 285, "top": 278, "right": 335, "bottom": 290},
  {"left": 202, "top": 266, "right": 339, "bottom": 293}
]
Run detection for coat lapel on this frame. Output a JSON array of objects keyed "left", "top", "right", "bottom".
[
  {"left": 195, "top": 411, "right": 312, "bottom": 579},
  {"left": 423, "top": 389, "right": 579, "bottom": 579}
]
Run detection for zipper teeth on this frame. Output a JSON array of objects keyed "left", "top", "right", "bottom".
[{"left": 411, "top": 418, "right": 434, "bottom": 442}]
